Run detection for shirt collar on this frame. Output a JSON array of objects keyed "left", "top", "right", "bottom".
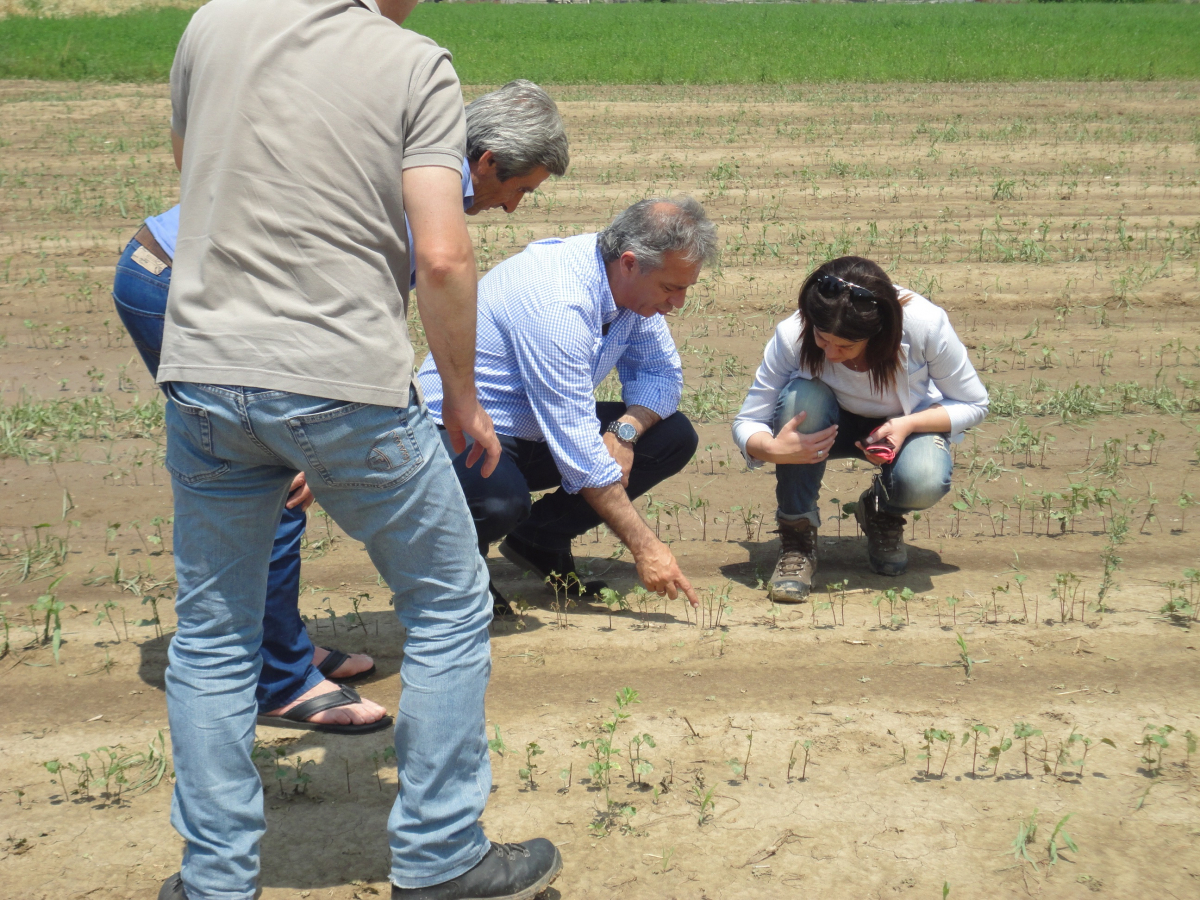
[
  {"left": 358, "top": 0, "right": 382, "bottom": 14},
  {"left": 592, "top": 241, "right": 618, "bottom": 325},
  {"left": 461, "top": 158, "right": 474, "bottom": 211}
]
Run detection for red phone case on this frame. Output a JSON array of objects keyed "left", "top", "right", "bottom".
[{"left": 865, "top": 443, "right": 896, "bottom": 463}]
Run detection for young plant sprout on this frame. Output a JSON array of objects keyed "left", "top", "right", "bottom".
[
  {"left": 919, "top": 728, "right": 954, "bottom": 777},
  {"left": 962, "top": 724, "right": 992, "bottom": 776},
  {"left": 1011, "top": 809, "right": 1040, "bottom": 870},
  {"left": 690, "top": 776, "right": 715, "bottom": 827},
  {"left": 1013, "top": 722, "right": 1044, "bottom": 777},
  {"left": 954, "top": 632, "right": 977, "bottom": 678},
  {"left": 519, "top": 741, "right": 544, "bottom": 790},
  {"left": 1062, "top": 729, "right": 1115, "bottom": 778},
  {"left": 987, "top": 732, "right": 1013, "bottom": 777},
  {"left": 487, "top": 725, "right": 509, "bottom": 758},
  {"left": 1046, "top": 814, "right": 1079, "bottom": 866},
  {"left": 1138, "top": 724, "right": 1174, "bottom": 776},
  {"left": 598, "top": 587, "right": 629, "bottom": 630},
  {"left": 628, "top": 732, "right": 656, "bottom": 786}
]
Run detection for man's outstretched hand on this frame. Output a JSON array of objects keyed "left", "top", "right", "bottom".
[
  {"left": 633, "top": 537, "right": 699, "bottom": 608},
  {"left": 442, "top": 397, "right": 502, "bottom": 478}
]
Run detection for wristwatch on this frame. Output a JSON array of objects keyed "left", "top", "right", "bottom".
[{"left": 606, "top": 420, "right": 639, "bottom": 445}]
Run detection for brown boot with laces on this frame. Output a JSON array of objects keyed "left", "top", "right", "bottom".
[
  {"left": 854, "top": 487, "right": 908, "bottom": 576},
  {"left": 768, "top": 516, "right": 817, "bottom": 603}
]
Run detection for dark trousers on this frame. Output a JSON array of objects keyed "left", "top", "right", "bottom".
[{"left": 444, "top": 403, "right": 699, "bottom": 554}]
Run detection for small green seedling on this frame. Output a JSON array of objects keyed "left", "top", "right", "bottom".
[
  {"left": 1011, "top": 809, "right": 1039, "bottom": 870},
  {"left": 1062, "top": 730, "right": 1115, "bottom": 778},
  {"left": 1138, "top": 724, "right": 1174, "bottom": 775},
  {"left": 987, "top": 732, "right": 1013, "bottom": 777},
  {"left": 32, "top": 575, "right": 66, "bottom": 663},
  {"left": 518, "top": 741, "right": 543, "bottom": 790},
  {"left": 944, "top": 595, "right": 961, "bottom": 626},
  {"left": 598, "top": 587, "right": 629, "bottom": 630},
  {"left": 1013, "top": 722, "right": 1044, "bottom": 777},
  {"left": 1046, "top": 814, "right": 1078, "bottom": 866},
  {"left": 919, "top": 728, "right": 954, "bottom": 777},
  {"left": 628, "top": 732, "right": 656, "bottom": 786},
  {"left": 657, "top": 845, "right": 676, "bottom": 875},
  {"left": 955, "top": 632, "right": 977, "bottom": 678},
  {"left": 690, "top": 780, "right": 715, "bottom": 826},
  {"left": 962, "top": 724, "right": 992, "bottom": 776},
  {"left": 795, "top": 739, "right": 814, "bottom": 780},
  {"left": 487, "top": 725, "right": 509, "bottom": 758}
]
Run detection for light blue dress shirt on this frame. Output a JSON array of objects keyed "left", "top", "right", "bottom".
[
  {"left": 417, "top": 233, "right": 684, "bottom": 495},
  {"left": 143, "top": 205, "right": 180, "bottom": 259}
]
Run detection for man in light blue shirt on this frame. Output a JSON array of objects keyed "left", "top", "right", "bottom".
[{"left": 419, "top": 198, "right": 718, "bottom": 608}]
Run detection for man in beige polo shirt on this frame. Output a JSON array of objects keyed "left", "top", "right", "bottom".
[{"left": 155, "top": 2, "right": 560, "bottom": 899}]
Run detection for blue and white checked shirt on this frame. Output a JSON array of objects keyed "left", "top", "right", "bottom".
[{"left": 417, "top": 233, "right": 683, "bottom": 494}]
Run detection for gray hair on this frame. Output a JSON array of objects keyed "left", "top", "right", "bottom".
[
  {"left": 598, "top": 197, "right": 719, "bottom": 271},
  {"left": 465, "top": 80, "right": 569, "bottom": 180}
]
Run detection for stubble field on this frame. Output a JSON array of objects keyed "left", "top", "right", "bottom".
[{"left": 1, "top": 79, "right": 1199, "bottom": 899}]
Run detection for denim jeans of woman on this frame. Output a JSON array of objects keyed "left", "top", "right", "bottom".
[
  {"left": 112, "top": 235, "right": 324, "bottom": 712},
  {"left": 164, "top": 383, "right": 492, "bottom": 897},
  {"left": 772, "top": 377, "right": 953, "bottom": 526}
]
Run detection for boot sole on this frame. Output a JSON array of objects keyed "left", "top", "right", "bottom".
[{"left": 767, "top": 586, "right": 809, "bottom": 604}]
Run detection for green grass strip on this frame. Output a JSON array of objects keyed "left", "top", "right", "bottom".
[{"left": 1, "top": 5, "right": 1198, "bottom": 84}]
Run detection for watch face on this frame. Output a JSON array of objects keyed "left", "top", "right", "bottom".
[{"left": 617, "top": 422, "right": 638, "bottom": 442}]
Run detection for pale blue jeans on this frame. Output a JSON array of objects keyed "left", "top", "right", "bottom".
[
  {"left": 163, "top": 383, "right": 492, "bottom": 899},
  {"left": 773, "top": 377, "right": 953, "bottom": 526}
]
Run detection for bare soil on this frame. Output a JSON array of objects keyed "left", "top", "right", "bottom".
[{"left": 1, "top": 81, "right": 1199, "bottom": 899}]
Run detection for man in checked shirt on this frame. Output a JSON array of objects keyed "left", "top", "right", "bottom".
[{"left": 418, "top": 197, "right": 717, "bottom": 612}]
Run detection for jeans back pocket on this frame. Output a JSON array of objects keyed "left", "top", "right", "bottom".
[
  {"left": 287, "top": 402, "right": 424, "bottom": 490},
  {"left": 163, "top": 383, "right": 230, "bottom": 486}
]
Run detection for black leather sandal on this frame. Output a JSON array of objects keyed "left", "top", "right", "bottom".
[
  {"left": 315, "top": 646, "right": 376, "bottom": 683},
  {"left": 256, "top": 684, "right": 392, "bottom": 735}
]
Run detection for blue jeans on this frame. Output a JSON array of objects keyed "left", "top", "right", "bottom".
[
  {"left": 773, "top": 378, "right": 953, "bottom": 526},
  {"left": 443, "top": 403, "right": 698, "bottom": 554},
  {"left": 164, "top": 382, "right": 492, "bottom": 898},
  {"left": 112, "top": 235, "right": 322, "bottom": 712}
]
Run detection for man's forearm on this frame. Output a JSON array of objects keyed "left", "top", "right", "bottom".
[
  {"left": 417, "top": 260, "right": 478, "bottom": 403},
  {"left": 620, "top": 404, "right": 661, "bottom": 437},
  {"left": 580, "top": 482, "right": 655, "bottom": 553}
]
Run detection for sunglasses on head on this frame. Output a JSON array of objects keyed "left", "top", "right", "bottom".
[{"left": 816, "top": 273, "right": 877, "bottom": 304}]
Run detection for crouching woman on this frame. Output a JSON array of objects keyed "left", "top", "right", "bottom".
[{"left": 733, "top": 256, "right": 988, "bottom": 602}]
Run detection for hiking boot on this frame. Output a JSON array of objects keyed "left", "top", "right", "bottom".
[
  {"left": 855, "top": 487, "right": 908, "bottom": 576},
  {"left": 490, "top": 581, "right": 515, "bottom": 618},
  {"left": 768, "top": 517, "right": 817, "bottom": 603},
  {"left": 499, "top": 534, "right": 606, "bottom": 599},
  {"left": 392, "top": 839, "right": 562, "bottom": 900}
]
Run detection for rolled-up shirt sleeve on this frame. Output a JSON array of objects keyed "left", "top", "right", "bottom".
[
  {"left": 925, "top": 309, "right": 989, "bottom": 435},
  {"left": 510, "top": 304, "right": 624, "bottom": 494},
  {"left": 616, "top": 315, "right": 683, "bottom": 418},
  {"left": 401, "top": 52, "right": 466, "bottom": 172},
  {"left": 732, "top": 316, "right": 801, "bottom": 468}
]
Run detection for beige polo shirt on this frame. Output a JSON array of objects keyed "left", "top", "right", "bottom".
[{"left": 158, "top": 0, "right": 466, "bottom": 406}]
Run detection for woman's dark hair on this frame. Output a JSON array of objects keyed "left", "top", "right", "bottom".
[{"left": 797, "top": 256, "right": 905, "bottom": 395}]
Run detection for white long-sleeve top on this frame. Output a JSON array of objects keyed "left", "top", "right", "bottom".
[{"left": 732, "top": 288, "right": 989, "bottom": 467}]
